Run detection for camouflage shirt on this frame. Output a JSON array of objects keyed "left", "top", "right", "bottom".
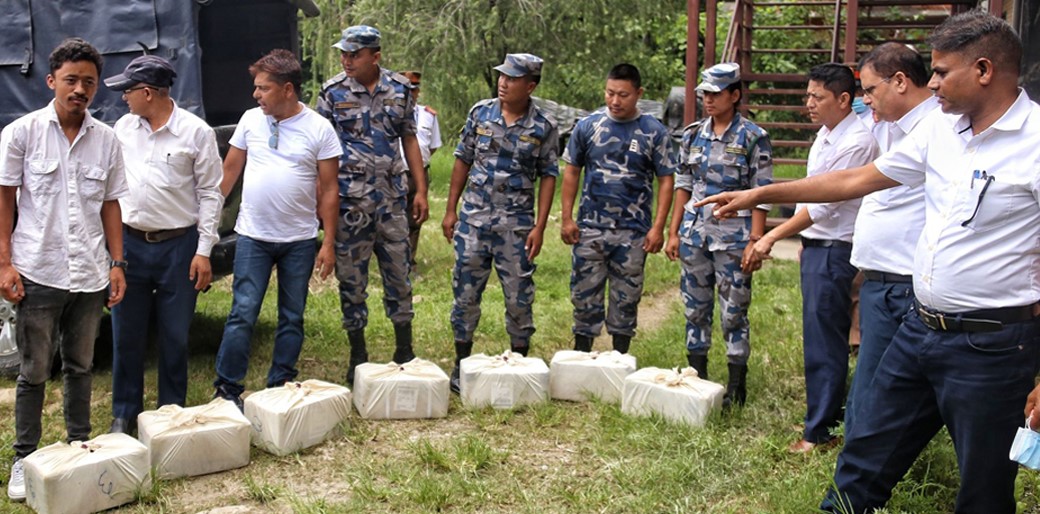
[
  {"left": 317, "top": 68, "right": 416, "bottom": 205},
  {"left": 563, "top": 111, "right": 677, "bottom": 232},
  {"left": 454, "top": 98, "right": 559, "bottom": 230},
  {"left": 676, "top": 113, "right": 772, "bottom": 250}
]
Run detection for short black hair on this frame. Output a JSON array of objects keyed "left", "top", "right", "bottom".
[
  {"left": 607, "top": 63, "right": 642, "bottom": 89},
  {"left": 807, "top": 63, "right": 856, "bottom": 99},
  {"left": 48, "top": 38, "right": 103, "bottom": 76},
  {"left": 249, "top": 49, "right": 302, "bottom": 95},
  {"left": 928, "top": 9, "right": 1021, "bottom": 75},
  {"left": 860, "top": 42, "right": 929, "bottom": 88}
]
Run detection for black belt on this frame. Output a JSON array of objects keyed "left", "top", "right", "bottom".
[
  {"left": 800, "top": 237, "right": 852, "bottom": 249},
  {"left": 862, "top": 270, "right": 913, "bottom": 283},
  {"left": 125, "top": 225, "right": 191, "bottom": 243},
  {"left": 915, "top": 300, "right": 1039, "bottom": 333}
]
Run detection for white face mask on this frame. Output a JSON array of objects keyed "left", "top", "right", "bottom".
[{"left": 1009, "top": 418, "right": 1040, "bottom": 470}]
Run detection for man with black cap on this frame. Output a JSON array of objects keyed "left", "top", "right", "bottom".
[
  {"left": 442, "top": 53, "right": 559, "bottom": 393},
  {"left": 104, "top": 55, "right": 223, "bottom": 435},
  {"left": 318, "top": 25, "right": 429, "bottom": 382}
]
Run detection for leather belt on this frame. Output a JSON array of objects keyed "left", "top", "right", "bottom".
[
  {"left": 800, "top": 237, "right": 852, "bottom": 249},
  {"left": 125, "top": 225, "right": 191, "bottom": 243},
  {"left": 915, "top": 300, "right": 1039, "bottom": 333},
  {"left": 862, "top": 270, "right": 913, "bottom": 284}
]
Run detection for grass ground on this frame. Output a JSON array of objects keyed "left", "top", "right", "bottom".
[{"left": 2, "top": 150, "right": 1040, "bottom": 513}]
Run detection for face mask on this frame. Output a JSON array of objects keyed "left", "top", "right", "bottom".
[
  {"left": 852, "top": 97, "right": 869, "bottom": 115},
  {"left": 1009, "top": 418, "right": 1040, "bottom": 470}
]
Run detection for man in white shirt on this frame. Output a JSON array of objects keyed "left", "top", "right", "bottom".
[
  {"left": 212, "top": 49, "right": 340, "bottom": 409},
  {"left": 104, "top": 55, "right": 224, "bottom": 435},
  {"left": 401, "top": 70, "right": 442, "bottom": 269},
  {"left": 0, "top": 38, "right": 128, "bottom": 502},
  {"left": 747, "top": 63, "right": 879, "bottom": 453},
  {"left": 700, "top": 12, "right": 1040, "bottom": 513},
  {"left": 843, "top": 43, "right": 938, "bottom": 432}
]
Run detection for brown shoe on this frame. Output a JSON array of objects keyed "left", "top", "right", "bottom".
[{"left": 788, "top": 437, "right": 840, "bottom": 454}]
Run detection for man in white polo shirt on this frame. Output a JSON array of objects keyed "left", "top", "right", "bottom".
[
  {"left": 700, "top": 11, "right": 1040, "bottom": 513},
  {"left": 212, "top": 49, "right": 341, "bottom": 409}
]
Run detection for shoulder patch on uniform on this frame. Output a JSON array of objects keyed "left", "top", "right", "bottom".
[
  {"left": 388, "top": 71, "right": 411, "bottom": 85},
  {"left": 321, "top": 71, "right": 347, "bottom": 91}
]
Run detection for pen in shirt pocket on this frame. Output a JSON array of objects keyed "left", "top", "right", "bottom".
[{"left": 971, "top": 169, "right": 988, "bottom": 189}]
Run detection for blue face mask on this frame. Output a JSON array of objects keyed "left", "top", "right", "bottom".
[
  {"left": 852, "top": 97, "right": 869, "bottom": 115},
  {"left": 1009, "top": 419, "right": 1040, "bottom": 470}
]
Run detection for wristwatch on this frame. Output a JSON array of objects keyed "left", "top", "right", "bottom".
[{"left": 110, "top": 259, "right": 128, "bottom": 270}]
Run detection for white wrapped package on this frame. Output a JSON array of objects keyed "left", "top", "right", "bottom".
[
  {"left": 244, "top": 380, "right": 352, "bottom": 456},
  {"left": 137, "top": 398, "right": 251, "bottom": 479},
  {"left": 353, "top": 359, "right": 450, "bottom": 419},
  {"left": 621, "top": 367, "right": 725, "bottom": 427},
  {"left": 550, "top": 350, "right": 637, "bottom": 402},
  {"left": 460, "top": 351, "right": 549, "bottom": 409},
  {"left": 23, "top": 433, "right": 150, "bottom": 514}
]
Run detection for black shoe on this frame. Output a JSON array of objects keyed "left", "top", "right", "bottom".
[
  {"left": 392, "top": 322, "right": 415, "bottom": 364},
  {"left": 450, "top": 366, "right": 461, "bottom": 395},
  {"left": 510, "top": 344, "right": 529, "bottom": 357},
  {"left": 687, "top": 353, "right": 708, "bottom": 381},
  {"left": 347, "top": 329, "right": 368, "bottom": 384},
  {"left": 213, "top": 386, "right": 244, "bottom": 412},
  {"left": 723, "top": 363, "right": 748, "bottom": 408},
  {"left": 573, "top": 334, "right": 594, "bottom": 352},
  {"left": 612, "top": 334, "right": 632, "bottom": 354},
  {"left": 109, "top": 417, "right": 137, "bottom": 436}
]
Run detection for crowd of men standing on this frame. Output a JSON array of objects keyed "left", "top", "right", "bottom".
[{"left": 2, "top": 10, "right": 1040, "bottom": 514}]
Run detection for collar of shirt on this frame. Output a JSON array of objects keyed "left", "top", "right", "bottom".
[
  {"left": 344, "top": 67, "right": 395, "bottom": 95},
  {"left": 893, "top": 95, "right": 940, "bottom": 138},
  {"left": 44, "top": 99, "right": 101, "bottom": 139},
  {"left": 699, "top": 112, "right": 743, "bottom": 142},
  {"left": 131, "top": 99, "right": 185, "bottom": 138},
  {"left": 820, "top": 111, "right": 861, "bottom": 146},
  {"left": 489, "top": 98, "right": 538, "bottom": 129}
]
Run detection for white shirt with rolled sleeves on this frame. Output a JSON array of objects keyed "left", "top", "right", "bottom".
[
  {"left": 0, "top": 101, "right": 128, "bottom": 292},
  {"left": 114, "top": 102, "right": 223, "bottom": 256},
  {"left": 798, "top": 111, "right": 879, "bottom": 242},
  {"left": 230, "top": 104, "right": 342, "bottom": 244},
  {"left": 851, "top": 96, "right": 939, "bottom": 275},
  {"left": 876, "top": 90, "right": 1040, "bottom": 312}
]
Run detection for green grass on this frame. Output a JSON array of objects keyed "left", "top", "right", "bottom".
[{"left": 0, "top": 148, "right": 1024, "bottom": 513}]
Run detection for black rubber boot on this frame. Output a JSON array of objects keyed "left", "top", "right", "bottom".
[
  {"left": 392, "top": 322, "right": 415, "bottom": 364},
  {"left": 346, "top": 329, "right": 368, "bottom": 384},
  {"left": 450, "top": 341, "right": 473, "bottom": 395},
  {"left": 510, "top": 343, "right": 529, "bottom": 357},
  {"left": 723, "top": 363, "right": 748, "bottom": 408},
  {"left": 612, "top": 334, "right": 632, "bottom": 354},
  {"left": 573, "top": 334, "right": 594, "bottom": 352},
  {"left": 687, "top": 353, "right": 708, "bottom": 381}
]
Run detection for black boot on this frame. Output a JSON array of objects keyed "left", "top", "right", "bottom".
[
  {"left": 573, "top": 334, "right": 594, "bottom": 352},
  {"left": 687, "top": 353, "right": 708, "bottom": 381},
  {"left": 612, "top": 334, "right": 631, "bottom": 354},
  {"left": 346, "top": 329, "right": 368, "bottom": 384},
  {"left": 510, "top": 343, "right": 529, "bottom": 357},
  {"left": 392, "top": 322, "right": 415, "bottom": 364},
  {"left": 723, "top": 363, "right": 748, "bottom": 408},
  {"left": 450, "top": 341, "right": 473, "bottom": 395}
]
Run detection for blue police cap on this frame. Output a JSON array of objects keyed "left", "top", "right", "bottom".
[
  {"left": 333, "top": 25, "right": 381, "bottom": 52},
  {"left": 695, "top": 63, "right": 741, "bottom": 93},
  {"left": 493, "top": 53, "right": 543, "bottom": 78}
]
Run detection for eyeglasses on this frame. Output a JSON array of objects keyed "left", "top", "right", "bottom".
[
  {"left": 862, "top": 76, "right": 893, "bottom": 97},
  {"left": 268, "top": 120, "right": 279, "bottom": 150},
  {"left": 123, "top": 86, "right": 155, "bottom": 95}
]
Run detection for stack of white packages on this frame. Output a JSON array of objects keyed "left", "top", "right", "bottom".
[
  {"left": 137, "top": 398, "right": 251, "bottom": 479},
  {"left": 621, "top": 367, "right": 725, "bottom": 427},
  {"left": 23, "top": 433, "right": 149, "bottom": 514},
  {"left": 549, "top": 350, "right": 637, "bottom": 403},
  {"left": 353, "top": 359, "right": 449, "bottom": 419},
  {"left": 245, "top": 380, "right": 352, "bottom": 456},
  {"left": 460, "top": 350, "right": 549, "bottom": 409}
]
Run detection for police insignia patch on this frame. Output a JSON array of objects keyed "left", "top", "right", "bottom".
[
  {"left": 519, "top": 135, "right": 540, "bottom": 145},
  {"left": 335, "top": 101, "right": 360, "bottom": 109}
]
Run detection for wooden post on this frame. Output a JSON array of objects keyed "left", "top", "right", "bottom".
[
  {"left": 844, "top": 0, "right": 859, "bottom": 64},
  {"left": 685, "top": 0, "right": 701, "bottom": 125},
  {"left": 706, "top": 0, "right": 717, "bottom": 68}
]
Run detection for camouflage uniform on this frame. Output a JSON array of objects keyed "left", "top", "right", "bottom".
[
  {"left": 676, "top": 112, "right": 772, "bottom": 364},
  {"left": 317, "top": 67, "right": 416, "bottom": 331},
  {"left": 451, "top": 98, "right": 559, "bottom": 346},
  {"left": 564, "top": 111, "right": 676, "bottom": 338}
]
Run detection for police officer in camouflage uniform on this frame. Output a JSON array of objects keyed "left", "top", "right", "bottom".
[
  {"left": 317, "top": 26, "right": 430, "bottom": 382},
  {"left": 664, "top": 63, "right": 772, "bottom": 407},
  {"left": 560, "top": 63, "right": 676, "bottom": 354},
  {"left": 442, "top": 53, "right": 559, "bottom": 393}
]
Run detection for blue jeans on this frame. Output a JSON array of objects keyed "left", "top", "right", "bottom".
[
  {"left": 822, "top": 310, "right": 1040, "bottom": 514},
  {"left": 843, "top": 277, "right": 913, "bottom": 433},
  {"left": 111, "top": 227, "right": 199, "bottom": 419},
  {"left": 14, "top": 280, "right": 105, "bottom": 458},
  {"left": 800, "top": 245, "right": 857, "bottom": 443},
  {"left": 214, "top": 235, "right": 316, "bottom": 396}
]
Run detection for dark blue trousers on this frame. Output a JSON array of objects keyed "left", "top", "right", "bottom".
[
  {"left": 111, "top": 227, "right": 199, "bottom": 420},
  {"left": 800, "top": 245, "right": 857, "bottom": 443},
  {"left": 844, "top": 277, "right": 914, "bottom": 433},
  {"left": 822, "top": 310, "right": 1040, "bottom": 514}
]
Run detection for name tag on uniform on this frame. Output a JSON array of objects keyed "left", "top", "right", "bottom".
[
  {"left": 628, "top": 139, "right": 639, "bottom": 153},
  {"left": 476, "top": 127, "right": 493, "bottom": 137},
  {"left": 519, "top": 135, "right": 540, "bottom": 145},
  {"left": 724, "top": 144, "right": 744, "bottom": 155},
  {"left": 383, "top": 98, "right": 405, "bottom": 107},
  {"left": 690, "top": 146, "right": 705, "bottom": 156},
  {"left": 335, "top": 101, "right": 360, "bottom": 109}
]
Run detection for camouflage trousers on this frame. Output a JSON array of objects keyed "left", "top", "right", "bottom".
[
  {"left": 336, "top": 196, "right": 414, "bottom": 331},
  {"left": 570, "top": 227, "right": 647, "bottom": 338},
  {"left": 451, "top": 221, "right": 536, "bottom": 346},
  {"left": 679, "top": 241, "right": 752, "bottom": 365}
]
